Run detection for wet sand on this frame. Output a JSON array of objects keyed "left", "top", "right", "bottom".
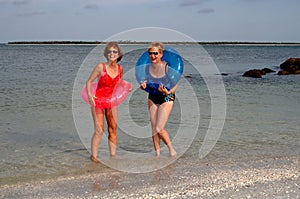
[{"left": 1, "top": 155, "right": 299, "bottom": 199}]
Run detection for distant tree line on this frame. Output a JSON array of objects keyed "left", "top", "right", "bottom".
[{"left": 7, "top": 41, "right": 300, "bottom": 45}]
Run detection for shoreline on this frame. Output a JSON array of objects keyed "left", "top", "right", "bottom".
[{"left": 1, "top": 155, "right": 299, "bottom": 198}]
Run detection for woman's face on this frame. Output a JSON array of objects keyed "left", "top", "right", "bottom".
[
  {"left": 107, "top": 47, "right": 119, "bottom": 62},
  {"left": 148, "top": 47, "right": 163, "bottom": 64}
]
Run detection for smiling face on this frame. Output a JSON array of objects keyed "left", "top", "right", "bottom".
[
  {"left": 106, "top": 47, "right": 119, "bottom": 62},
  {"left": 148, "top": 47, "right": 163, "bottom": 64},
  {"left": 104, "top": 42, "right": 123, "bottom": 63}
]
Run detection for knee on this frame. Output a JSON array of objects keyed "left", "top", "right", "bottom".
[
  {"left": 155, "top": 126, "right": 163, "bottom": 134},
  {"left": 108, "top": 123, "right": 117, "bottom": 132},
  {"left": 108, "top": 132, "right": 117, "bottom": 141},
  {"left": 94, "top": 128, "right": 104, "bottom": 136}
]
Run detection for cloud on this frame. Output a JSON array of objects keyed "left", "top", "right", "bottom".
[
  {"left": 82, "top": 0, "right": 159, "bottom": 11},
  {"left": 0, "top": 0, "right": 27, "bottom": 5},
  {"left": 179, "top": 0, "right": 208, "bottom": 7},
  {"left": 198, "top": 8, "right": 214, "bottom": 14},
  {"left": 0, "top": 0, "right": 8, "bottom": 4},
  {"left": 17, "top": 10, "right": 45, "bottom": 17},
  {"left": 84, "top": 3, "right": 99, "bottom": 10},
  {"left": 84, "top": 0, "right": 152, "bottom": 6},
  {"left": 13, "top": 0, "right": 31, "bottom": 5}
]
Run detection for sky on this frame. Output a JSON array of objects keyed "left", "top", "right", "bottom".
[{"left": 0, "top": 0, "right": 299, "bottom": 43}]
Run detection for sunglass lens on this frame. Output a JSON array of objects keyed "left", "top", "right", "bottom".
[
  {"left": 108, "top": 50, "right": 118, "bottom": 54},
  {"left": 148, "top": 52, "right": 159, "bottom": 55}
]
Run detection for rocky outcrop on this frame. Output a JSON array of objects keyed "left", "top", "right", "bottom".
[
  {"left": 243, "top": 69, "right": 264, "bottom": 78},
  {"left": 262, "top": 68, "right": 276, "bottom": 73},
  {"left": 278, "top": 58, "right": 300, "bottom": 75},
  {"left": 243, "top": 58, "right": 300, "bottom": 78},
  {"left": 242, "top": 68, "right": 275, "bottom": 78}
]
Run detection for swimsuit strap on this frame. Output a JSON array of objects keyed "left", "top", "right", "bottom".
[
  {"left": 118, "top": 64, "right": 121, "bottom": 75},
  {"left": 102, "top": 62, "right": 107, "bottom": 72},
  {"left": 164, "top": 62, "right": 168, "bottom": 75}
]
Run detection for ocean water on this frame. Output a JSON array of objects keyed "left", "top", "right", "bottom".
[{"left": 0, "top": 44, "right": 299, "bottom": 184}]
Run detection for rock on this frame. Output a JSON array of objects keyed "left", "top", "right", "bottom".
[
  {"left": 279, "top": 58, "right": 300, "bottom": 74},
  {"left": 242, "top": 69, "right": 264, "bottom": 78},
  {"left": 221, "top": 73, "right": 229, "bottom": 76},
  {"left": 262, "top": 68, "right": 276, "bottom": 73},
  {"left": 277, "top": 70, "right": 290, "bottom": 75}
]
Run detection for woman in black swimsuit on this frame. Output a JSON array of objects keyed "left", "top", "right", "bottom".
[{"left": 140, "top": 42, "right": 178, "bottom": 157}]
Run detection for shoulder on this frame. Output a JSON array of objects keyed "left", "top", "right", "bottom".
[
  {"left": 118, "top": 64, "right": 123, "bottom": 72},
  {"left": 118, "top": 64, "right": 123, "bottom": 69},
  {"left": 164, "top": 61, "right": 168, "bottom": 67},
  {"left": 95, "top": 62, "right": 106, "bottom": 72},
  {"left": 164, "top": 62, "right": 169, "bottom": 72}
]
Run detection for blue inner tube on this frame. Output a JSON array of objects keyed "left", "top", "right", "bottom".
[{"left": 135, "top": 46, "right": 184, "bottom": 94}]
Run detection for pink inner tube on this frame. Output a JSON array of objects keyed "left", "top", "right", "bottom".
[{"left": 81, "top": 80, "right": 132, "bottom": 108}]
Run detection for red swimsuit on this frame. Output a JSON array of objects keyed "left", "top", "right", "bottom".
[{"left": 94, "top": 63, "right": 122, "bottom": 108}]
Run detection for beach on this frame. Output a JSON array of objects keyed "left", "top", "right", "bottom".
[
  {"left": 1, "top": 155, "right": 299, "bottom": 198},
  {"left": 1, "top": 44, "right": 300, "bottom": 198}
]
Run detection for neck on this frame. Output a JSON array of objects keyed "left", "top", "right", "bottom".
[
  {"left": 107, "top": 61, "right": 117, "bottom": 68},
  {"left": 152, "top": 60, "right": 164, "bottom": 68}
]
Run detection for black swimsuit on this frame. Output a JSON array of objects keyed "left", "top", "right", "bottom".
[
  {"left": 148, "top": 93, "right": 175, "bottom": 105},
  {"left": 146, "top": 63, "right": 175, "bottom": 105}
]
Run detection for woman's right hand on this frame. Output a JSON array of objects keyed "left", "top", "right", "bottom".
[
  {"left": 88, "top": 95, "right": 96, "bottom": 106},
  {"left": 140, "top": 80, "right": 147, "bottom": 90}
]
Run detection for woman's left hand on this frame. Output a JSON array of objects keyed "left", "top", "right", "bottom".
[{"left": 158, "top": 84, "right": 170, "bottom": 95}]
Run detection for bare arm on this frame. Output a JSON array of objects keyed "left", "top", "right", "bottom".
[
  {"left": 168, "top": 84, "right": 178, "bottom": 94},
  {"left": 159, "top": 83, "right": 178, "bottom": 95},
  {"left": 86, "top": 63, "right": 103, "bottom": 106}
]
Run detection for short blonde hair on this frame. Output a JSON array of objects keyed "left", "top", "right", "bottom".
[{"left": 148, "top": 42, "right": 164, "bottom": 53}]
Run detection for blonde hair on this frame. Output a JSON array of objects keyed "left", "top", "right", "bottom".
[{"left": 148, "top": 42, "right": 164, "bottom": 53}]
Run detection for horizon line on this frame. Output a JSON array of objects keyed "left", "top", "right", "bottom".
[{"left": 5, "top": 40, "right": 300, "bottom": 45}]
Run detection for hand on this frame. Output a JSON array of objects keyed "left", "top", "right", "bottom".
[
  {"left": 158, "top": 84, "right": 169, "bottom": 95},
  {"left": 140, "top": 80, "right": 147, "bottom": 90},
  {"left": 88, "top": 95, "right": 96, "bottom": 106}
]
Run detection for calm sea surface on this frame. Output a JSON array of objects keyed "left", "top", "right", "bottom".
[{"left": 0, "top": 44, "right": 299, "bottom": 185}]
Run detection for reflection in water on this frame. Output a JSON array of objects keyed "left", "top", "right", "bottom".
[{"left": 91, "top": 160, "right": 176, "bottom": 192}]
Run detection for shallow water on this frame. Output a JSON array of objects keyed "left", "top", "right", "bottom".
[{"left": 0, "top": 44, "right": 299, "bottom": 185}]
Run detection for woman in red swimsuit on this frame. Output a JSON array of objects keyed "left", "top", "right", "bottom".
[{"left": 85, "top": 42, "right": 123, "bottom": 163}]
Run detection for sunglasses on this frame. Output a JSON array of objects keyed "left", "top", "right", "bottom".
[
  {"left": 107, "top": 50, "right": 118, "bottom": 54},
  {"left": 148, "top": 51, "right": 159, "bottom": 55}
]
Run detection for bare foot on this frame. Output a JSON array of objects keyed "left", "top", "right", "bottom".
[
  {"left": 170, "top": 149, "right": 177, "bottom": 157},
  {"left": 90, "top": 155, "right": 101, "bottom": 163},
  {"left": 155, "top": 150, "right": 160, "bottom": 157}
]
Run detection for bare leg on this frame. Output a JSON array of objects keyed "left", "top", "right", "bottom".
[
  {"left": 105, "top": 107, "right": 118, "bottom": 156},
  {"left": 155, "top": 102, "right": 177, "bottom": 156},
  {"left": 91, "top": 107, "right": 105, "bottom": 162},
  {"left": 148, "top": 100, "right": 176, "bottom": 156},
  {"left": 148, "top": 100, "right": 161, "bottom": 156},
  {"left": 152, "top": 135, "right": 161, "bottom": 156}
]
